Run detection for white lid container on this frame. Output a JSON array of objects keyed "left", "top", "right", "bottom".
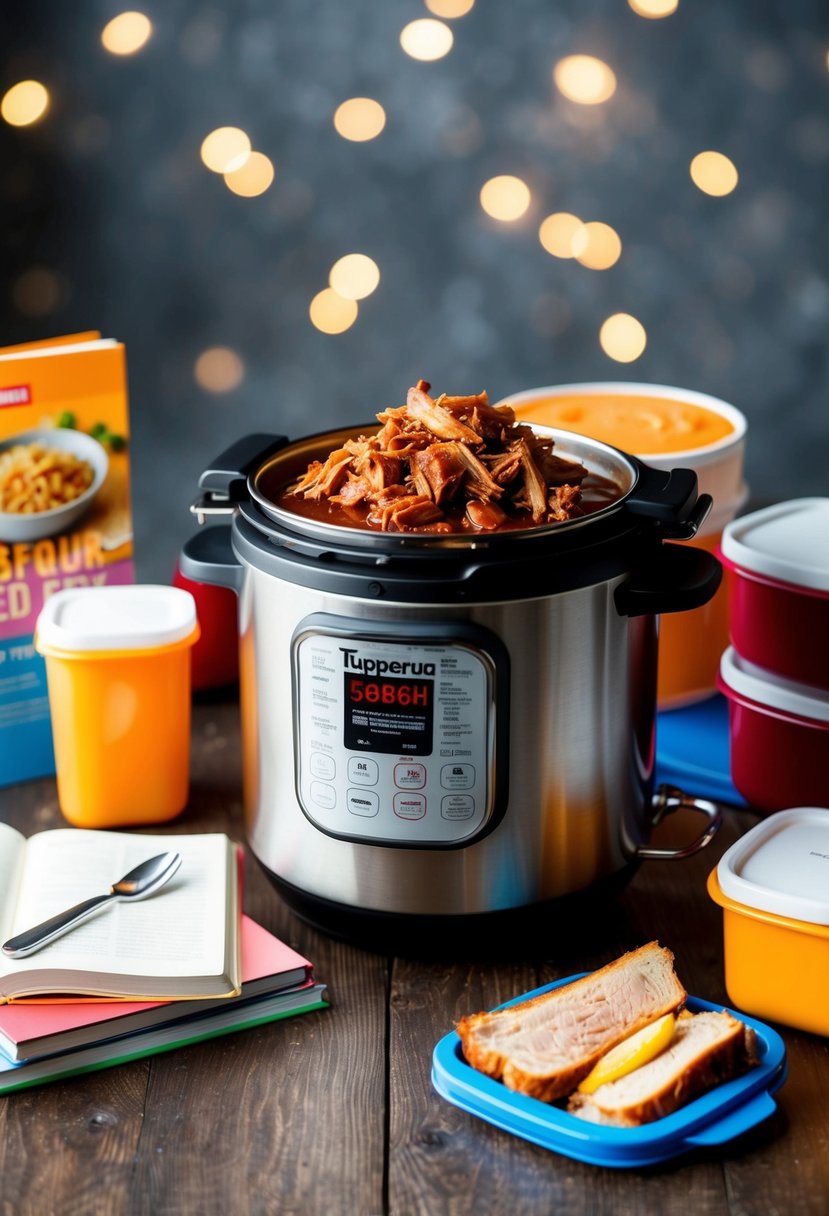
[
  {"left": 720, "top": 498, "right": 829, "bottom": 593},
  {"left": 717, "top": 807, "right": 829, "bottom": 926},
  {"left": 36, "top": 585, "right": 198, "bottom": 653},
  {"left": 720, "top": 647, "right": 829, "bottom": 724}
]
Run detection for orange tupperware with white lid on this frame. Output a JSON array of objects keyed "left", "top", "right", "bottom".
[
  {"left": 35, "top": 585, "right": 200, "bottom": 828},
  {"left": 707, "top": 806, "right": 829, "bottom": 1035}
]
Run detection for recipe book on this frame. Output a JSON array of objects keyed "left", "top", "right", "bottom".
[
  {"left": 0, "top": 332, "right": 135, "bottom": 787},
  {"left": 0, "top": 981, "right": 330, "bottom": 1096},
  {"left": 0, "top": 826, "right": 241, "bottom": 1002},
  {"left": 0, "top": 915, "right": 312, "bottom": 1061}
]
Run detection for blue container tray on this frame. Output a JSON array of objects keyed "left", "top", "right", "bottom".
[
  {"left": 432, "top": 976, "right": 786, "bottom": 1168},
  {"left": 656, "top": 694, "right": 746, "bottom": 807}
]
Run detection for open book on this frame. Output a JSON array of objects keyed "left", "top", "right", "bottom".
[{"left": 0, "top": 825, "right": 240, "bottom": 1002}]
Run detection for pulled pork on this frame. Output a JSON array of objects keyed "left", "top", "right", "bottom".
[{"left": 290, "top": 380, "right": 589, "bottom": 533}]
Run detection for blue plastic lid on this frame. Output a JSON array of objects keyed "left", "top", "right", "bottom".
[{"left": 432, "top": 976, "right": 786, "bottom": 1168}]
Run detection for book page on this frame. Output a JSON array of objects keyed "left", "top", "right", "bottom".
[
  {"left": 3, "top": 830, "right": 231, "bottom": 982},
  {"left": 0, "top": 824, "right": 26, "bottom": 945}
]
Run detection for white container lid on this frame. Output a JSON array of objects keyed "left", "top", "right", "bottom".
[
  {"left": 719, "top": 647, "right": 829, "bottom": 724},
  {"left": 721, "top": 498, "right": 829, "bottom": 593},
  {"left": 37, "top": 585, "right": 197, "bottom": 653},
  {"left": 717, "top": 807, "right": 829, "bottom": 925}
]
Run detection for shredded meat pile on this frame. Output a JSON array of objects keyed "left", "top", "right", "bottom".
[{"left": 290, "top": 380, "right": 589, "bottom": 533}]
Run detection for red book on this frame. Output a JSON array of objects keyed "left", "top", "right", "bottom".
[{"left": 0, "top": 916, "right": 312, "bottom": 1062}]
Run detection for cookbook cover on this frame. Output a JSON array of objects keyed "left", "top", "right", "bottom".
[{"left": 0, "top": 332, "right": 135, "bottom": 786}]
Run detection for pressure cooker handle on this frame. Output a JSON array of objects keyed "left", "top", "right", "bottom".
[
  {"left": 625, "top": 463, "right": 712, "bottom": 539},
  {"left": 179, "top": 526, "right": 242, "bottom": 592},
  {"left": 636, "top": 786, "right": 722, "bottom": 860},
  {"left": 198, "top": 434, "right": 290, "bottom": 499},
  {"left": 614, "top": 542, "right": 722, "bottom": 618}
]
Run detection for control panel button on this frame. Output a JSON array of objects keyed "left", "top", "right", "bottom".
[
  {"left": 347, "top": 789, "right": 379, "bottom": 817},
  {"left": 348, "top": 756, "right": 379, "bottom": 786},
  {"left": 310, "top": 752, "right": 336, "bottom": 780},
  {"left": 394, "top": 762, "right": 426, "bottom": 790},
  {"left": 310, "top": 781, "right": 336, "bottom": 809},
  {"left": 393, "top": 792, "right": 426, "bottom": 820},
  {"left": 440, "top": 763, "right": 475, "bottom": 790},
  {"left": 441, "top": 794, "right": 475, "bottom": 820}
]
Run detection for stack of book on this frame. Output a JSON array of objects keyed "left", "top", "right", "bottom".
[{"left": 0, "top": 826, "right": 328, "bottom": 1095}]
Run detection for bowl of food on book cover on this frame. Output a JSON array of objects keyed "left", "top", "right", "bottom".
[{"left": 0, "top": 427, "right": 109, "bottom": 542}]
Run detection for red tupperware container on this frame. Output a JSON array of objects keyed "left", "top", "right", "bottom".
[
  {"left": 718, "top": 647, "right": 829, "bottom": 812},
  {"left": 720, "top": 498, "right": 829, "bottom": 691}
]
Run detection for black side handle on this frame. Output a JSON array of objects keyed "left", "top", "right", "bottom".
[
  {"left": 179, "top": 526, "right": 242, "bottom": 592},
  {"left": 615, "top": 543, "right": 722, "bottom": 618},
  {"left": 199, "top": 434, "right": 289, "bottom": 499},
  {"left": 624, "top": 463, "right": 703, "bottom": 536}
]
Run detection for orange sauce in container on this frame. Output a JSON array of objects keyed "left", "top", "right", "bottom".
[
  {"left": 503, "top": 383, "right": 748, "bottom": 708},
  {"left": 511, "top": 393, "right": 736, "bottom": 456}
]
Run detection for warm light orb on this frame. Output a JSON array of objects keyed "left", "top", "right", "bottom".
[
  {"left": 400, "top": 18, "right": 454, "bottom": 61},
  {"left": 1, "top": 81, "right": 50, "bottom": 127},
  {"left": 200, "top": 127, "right": 251, "bottom": 174},
  {"left": 309, "top": 289, "right": 359, "bottom": 335},
  {"left": 690, "top": 151, "right": 739, "bottom": 196},
  {"left": 333, "top": 98, "right": 386, "bottom": 142},
  {"left": 553, "top": 55, "right": 617, "bottom": 105},
  {"left": 224, "top": 151, "right": 274, "bottom": 197},
  {"left": 627, "top": 0, "right": 679, "bottom": 17},
  {"left": 600, "top": 313, "right": 647, "bottom": 363},
  {"left": 538, "top": 212, "right": 585, "bottom": 258},
  {"left": 572, "top": 221, "right": 622, "bottom": 270},
  {"left": 425, "top": 0, "right": 475, "bottom": 16},
  {"left": 101, "top": 12, "right": 153, "bottom": 55},
  {"left": 480, "top": 175, "right": 531, "bottom": 222},
  {"left": 329, "top": 254, "right": 380, "bottom": 301},
  {"left": 194, "top": 347, "right": 245, "bottom": 393}
]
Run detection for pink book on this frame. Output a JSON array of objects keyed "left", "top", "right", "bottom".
[{"left": 0, "top": 916, "right": 312, "bottom": 1062}]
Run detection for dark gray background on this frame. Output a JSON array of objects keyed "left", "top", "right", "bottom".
[{"left": 2, "top": 0, "right": 827, "bottom": 582}]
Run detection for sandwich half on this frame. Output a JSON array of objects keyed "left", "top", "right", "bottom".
[
  {"left": 568, "top": 1010, "right": 757, "bottom": 1126},
  {"left": 456, "top": 942, "right": 687, "bottom": 1103}
]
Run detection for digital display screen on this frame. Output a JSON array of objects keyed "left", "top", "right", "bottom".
[{"left": 343, "top": 674, "right": 434, "bottom": 755}]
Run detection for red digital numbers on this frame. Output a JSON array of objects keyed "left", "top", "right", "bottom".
[{"left": 348, "top": 679, "right": 429, "bottom": 708}]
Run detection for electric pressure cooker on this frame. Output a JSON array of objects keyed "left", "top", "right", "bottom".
[{"left": 182, "top": 427, "right": 723, "bottom": 948}]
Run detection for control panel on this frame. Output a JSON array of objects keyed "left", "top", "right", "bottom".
[{"left": 291, "top": 615, "right": 506, "bottom": 846}]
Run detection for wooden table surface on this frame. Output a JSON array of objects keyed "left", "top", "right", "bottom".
[{"left": 1, "top": 696, "right": 827, "bottom": 1216}]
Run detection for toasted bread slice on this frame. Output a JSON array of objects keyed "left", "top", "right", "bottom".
[
  {"left": 568, "top": 1010, "right": 757, "bottom": 1126},
  {"left": 456, "top": 942, "right": 686, "bottom": 1103}
]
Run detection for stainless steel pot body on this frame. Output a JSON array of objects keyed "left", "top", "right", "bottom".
[{"left": 239, "top": 564, "right": 657, "bottom": 916}]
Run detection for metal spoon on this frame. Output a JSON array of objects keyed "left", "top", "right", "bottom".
[{"left": 1, "top": 851, "right": 182, "bottom": 959}]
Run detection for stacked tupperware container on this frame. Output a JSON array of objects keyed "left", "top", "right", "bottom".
[{"left": 717, "top": 498, "right": 829, "bottom": 812}]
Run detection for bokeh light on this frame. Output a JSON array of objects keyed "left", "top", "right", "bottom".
[
  {"left": 553, "top": 55, "right": 617, "bottom": 105},
  {"left": 480, "top": 175, "right": 531, "bottom": 221},
  {"left": 627, "top": 0, "right": 679, "bottom": 17},
  {"left": 194, "top": 347, "right": 245, "bottom": 393},
  {"left": 425, "top": 0, "right": 475, "bottom": 16},
  {"left": 101, "top": 12, "right": 153, "bottom": 56},
  {"left": 329, "top": 254, "right": 380, "bottom": 301},
  {"left": 200, "top": 127, "right": 251, "bottom": 174},
  {"left": 572, "top": 221, "right": 622, "bottom": 269},
  {"left": 333, "top": 98, "right": 386, "bottom": 142},
  {"left": 1, "top": 81, "right": 50, "bottom": 127},
  {"left": 223, "top": 151, "right": 275, "bottom": 197},
  {"left": 309, "top": 289, "right": 359, "bottom": 334},
  {"left": 12, "top": 267, "right": 63, "bottom": 318},
  {"left": 690, "top": 151, "right": 739, "bottom": 196},
  {"left": 538, "top": 212, "right": 584, "bottom": 258},
  {"left": 599, "top": 313, "right": 647, "bottom": 362},
  {"left": 400, "top": 19, "right": 454, "bottom": 61}
]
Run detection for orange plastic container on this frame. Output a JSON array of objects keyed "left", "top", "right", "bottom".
[
  {"left": 35, "top": 586, "right": 199, "bottom": 828},
  {"left": 502, "top": 382, "right": 748, "bottom": 707},
  {"left": 707, "top": 808, "right": 829, "bottom": 1036}
]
